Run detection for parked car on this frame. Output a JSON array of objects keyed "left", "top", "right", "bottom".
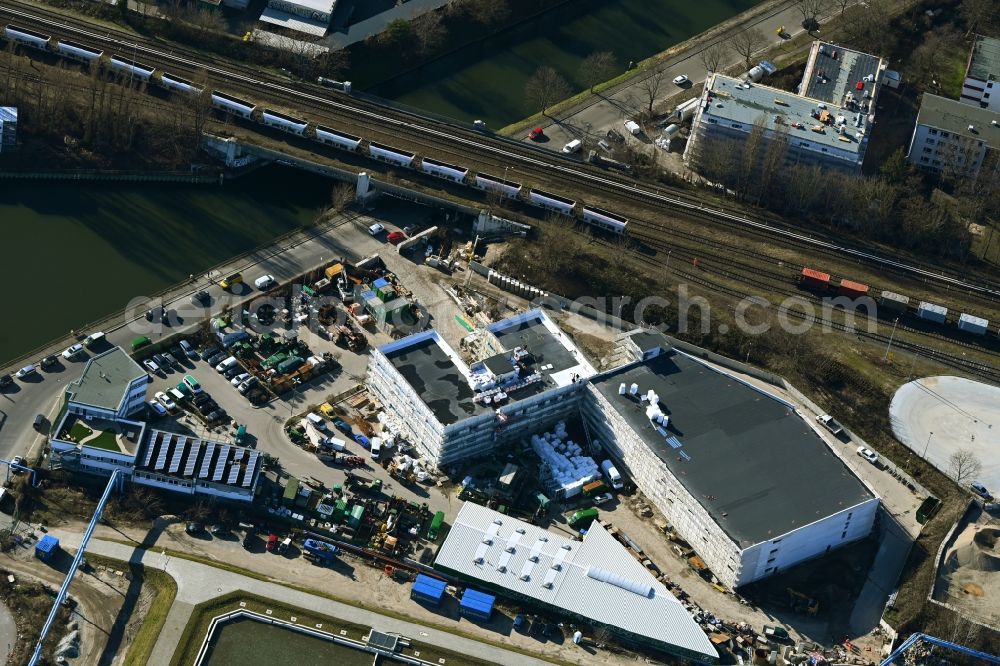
[
  {"left": 62, "top": 344, "right": 85, "bottom": 360},
  {"left": 201, "top": 345, "right": 221, "bottom": 360},
  {"left": 562, "top": 139, "right": 582, "bottom": 154},
  {"left": 206, "top": 352, "right": 227, "bottom": 367},
  {"left": 33, "top": 414, "right": 47, "bottom": 431},
  {"left": 153, "top": 353, "right": 169, "bottom": 368},
  {"left": 193, "top": 393, "right": 213, "bottom": 407},
  {"left": 148, "top": 400, "right": 168, "bottom": 417},
  {"left": 368, "top": 223, "right": 385, "bottom": 236},
  {"left": 254, "top": 275, "right": 277, "bottom": 290},
  {"left": 155, "top": 391, "right": 176, "bottom": 411},
  {"left": 970, "top": 482, "right": 993, "bottom": 501},
  {"left": 623, "top": 120, "right": 641, "bottom": 136},
  {"left": 354, "top": 434, "right": 370, "bottom": 448},
  {"left": 143, "top": 359, "right": 161, "bottom": 374},
  {"left": 592, "top": 492, "right": 614, "bottom": 505},
  {"left": 856, "top": 446, "right": 879, "bottom": 465},
  {"left": 191, "top": 290, "right": 211, "bottom": 306},
  {"left": 513, "top": 614, "right": 526, "bottom": 632},
  {"left": 306, "top": 413, "right": 327, "bottom": 431},
  {"left": 266, "top": 533, "right": 280, "bottom": 552},
  {"left": 83, "top": 332, "right": 105, "bottom": 348},
  {"left": 230, "top": 372, "right": 251, "bottom": 387},
  {"left": 164, "top": 352, "right": 181, "bottom": 367},
  {"left": 672, "top": 74, "right": 689, "bottom": 85},
  {"left": 185, "top": 522, "right": 204, "bottom": 535},
  {"left": 223, "top": 365, "right": 243, "bottom": 380},
  {"left": 15, "top": 364, "right": 37, "bottom": 379},
  {"left": 40, "top": 355, "right": 59, "bottom": 370},
  {"left": 387, "top": 231, "right": 407, "bottom": 245},
  {"left": 179, "top": 339, "right": 198, "bottom": 359},
  {"left": 333, "top": 419, "right": 352, "bottom": 434},
  {"left": 527, "top": 127, "right": 544, "bottom": 141},
  {"left": 238, "top": 377, "right": 258, "bottom": 394},
  {"left": 817, "top": 414, "right": 845, "bottom": 436},
  {"left": 0, "top": 374, "right": 13, "bottom": 389}
]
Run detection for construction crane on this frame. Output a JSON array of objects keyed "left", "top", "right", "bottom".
[
  {"left": 29, "top": 469, "right": 122, "bottom": 665},
  {"left": 880, "top": 632, "right": 1000, "bottom": 666}
]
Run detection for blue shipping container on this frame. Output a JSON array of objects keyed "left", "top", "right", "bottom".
[
  {"left": 35, "top": 535, "right": 60, "bottom": 562},
  {"left": 411, "top": 574, "right": 447, "bottom": 606},
  {"left": 459, "top": 588, "right": 495, "bottom": 621}
]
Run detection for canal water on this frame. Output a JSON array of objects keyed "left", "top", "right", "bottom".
[
  {"left": 367, "top": 0, "right": 760, "bottom": 127},
  {"left": 0, "top": 166, "right": 332, "bottom": 366}
]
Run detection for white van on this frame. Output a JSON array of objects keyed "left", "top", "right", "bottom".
[
  {"left": 322, "top": 436, "right": 347, "bottom": 452},
  {"left": 83, "top": 331, "right": 105, "bottom": 348},
  {"left": 168, "top": 387, "right": 187, "bottom": 403},
  {"left": 215, "top": 356, "right": 237, "bottom": 373},
  {"left": 306, "top": 412, "right": 328, "bottom": 431},
  {"left": 562, "top": 139, "right": 583, "bottom": 154},
  {"left": 624, "top": 120, "right": 641, "bottom": 136},
  {"left": 370, "top": 437, "right": 382, "bottom": 460},
  {"left": 254, "top": 274, "right": 276, "bottom": 290}
]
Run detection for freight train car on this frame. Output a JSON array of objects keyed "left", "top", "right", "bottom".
[
  {"left": 367, "top": 141, "right": 415, "bottom": 167},
  {"left": 581, "top": 206, "right": 628, "bottom": 234},
  {"left": 420, "top": 157, "right": 468, "bottom": 183},
  {"left": 528, "top": 188, "right": 576, "bottom": 216},
  {"left": 160, "top": 72, "right": 202, "bottom": 95},
  {"left": 474, "top": 172, "right": 522, "bottom": 198}
]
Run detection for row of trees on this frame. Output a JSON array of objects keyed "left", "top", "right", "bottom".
[{"left": 686, "top": 117, "right": 993, "bottom": 260}]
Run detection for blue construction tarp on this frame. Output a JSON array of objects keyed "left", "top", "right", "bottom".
[
  {"left": 372, "top": 277, "right": 390, "bottom": 290},
  {"left": 35, "top": 535, "right": 60, "bottom": 561},
  {"left": 459, "top": 588, "right": 495, "bottom": 621},
  {"left": 411, "top": 574, "right": 447, "bottom": 606}
]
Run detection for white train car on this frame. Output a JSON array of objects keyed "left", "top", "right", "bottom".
[
  {"left": 54, "top": 39, "right": 103, "bottom": 64},
  {"left": 262, "top": 109, "right": 308, "bottom": 136},
  {"left": 314, "top": 126, "right": 362, "bottom": 151},
  {"left": 528, "top": 188, "right": 575, "bottom": 216},
  {"left": 160, "top": 72, "right": 202, "bottom": 95},
  {"left": 420, "top": 157, "right": 468, "bottom": 183},
  {"left": 474, "top": 172, "right": 522, "bottom": 198},
  {"left": 581, "top": 206, "right": 628, "bottom": 234},
  {"left": 211, "top": 91, "right": 256, "bottom": 119},
  {"left": 108, "top": 56, "right": 154, "bottom": 82},
  {"left": 3, "top": 25, "right": 51, "bottom": 50},
  {"left": 368, "top": 141, "right": 415, "bottom": 167}
]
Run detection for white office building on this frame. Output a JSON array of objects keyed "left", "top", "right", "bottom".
[
  {"left": 64, "top": 347, "right": 150, "bottom": 421},
  {"left": 259, "top": 0, "right": 336, "bottom": 36},
  {"left": 906, "top": 93, "right": 1000, "bottom": 179},
  {"left": 960, "top": 35, "right": 1000, "bottom": 112}
]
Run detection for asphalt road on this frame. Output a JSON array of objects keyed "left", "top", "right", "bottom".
[
  {"left": 51, "top": 531, "right": 556, "bottom": 666},
  {"left": 534, "top": 1, "right": 855, "bottom": 152}
]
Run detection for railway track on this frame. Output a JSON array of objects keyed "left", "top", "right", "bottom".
[
  {"left": 600, "top": 239, "right": 1000, "bottom": 384},
  {"left": 5, "top": 0, "right": 1000, "bottom": 307}
]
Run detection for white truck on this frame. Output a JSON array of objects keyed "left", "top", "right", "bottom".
[
  {"left": 816, "top": 414, "right": 845, "bottom": 437},
  {"left": 601, "top": 459, "right": 624, "bottom": 490}
]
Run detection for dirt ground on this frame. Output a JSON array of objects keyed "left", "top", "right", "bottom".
[
  {"left": 0, "top": 528, "right": 155, "bottom": 666},
  {"left": 935, "top": 508, "right": 1000, "bottom": 630}
]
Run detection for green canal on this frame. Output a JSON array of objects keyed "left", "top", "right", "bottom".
[
  {"left": 0, "top": 167, "right": 332, "bottom": 366},
  {"left": 366, "top": 0, "right": 761, "bottom": 127}
]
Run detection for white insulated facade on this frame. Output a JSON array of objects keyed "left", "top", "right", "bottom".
[{"left": 960, "top": 35, "right": 1000, "bottom": 112}]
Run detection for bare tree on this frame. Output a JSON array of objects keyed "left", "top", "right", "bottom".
[
  {"left": 961, "top": 0, "right": 993, "bottom": 36},
  {"left": 731, "top": 28, "right": 767, "bottom": 70},
  {"left": 796, "top": 0, "right": 824, "bottom": 31},
  {"left": 463, "top": 0, "right": 511, "bottom": 26},
  {"left": 636, "top": 68, "right": 666, "bottom": 116},
  {"left": 578, "top": 51, "right": 616, "bottom": 92},
  {"left": 698, "top": 42, "right": 729, "bottom": 75},
  {"left": 949, "top": 449, "right": 981, "bottom": 484},
  {"left": 524, "top": 66, "right": 571, "bottom": 116},
  {"left": 413, "top": 10, "right": 447, "bottom": 54}
]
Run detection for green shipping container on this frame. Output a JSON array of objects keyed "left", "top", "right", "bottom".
[
  {"left": 262, "top": 352, "right": 289, "bottom": 369},
  {"left": 348, "top": 504, "right": 365, "bottom": 528},
  {"left": 276, "top": 356, "right": 304, "bottom": 374},
  {"left": 282, "top": 477, "right": 299, "bottom": 504},
  {"left": 333, "top": 499, "right": 348, "bottom": 523},
  {"left": 427, "top": 511, "right": 445, "bottom": 541}
]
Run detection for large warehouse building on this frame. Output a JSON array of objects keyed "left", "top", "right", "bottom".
[
  {"left": 368, "top": 318, "right": 879, "bottom": 589},
  {"left": 582, "top": 334, "right": 879, "bottom": 589},
  {"left": 435, "top": 502, "right": 719, "bottom": 663}
]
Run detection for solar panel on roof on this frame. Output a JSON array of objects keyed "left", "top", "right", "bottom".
[
  {"left": 140, "top": 433, "right": 157, "bottom": 467},
  {"left": 213, "top": 445, "right": 231, "bottom": 481},
  {"left": 154, "top": 434, "right": 172, "bottom": 470},
  {"left": 241, "top": 451, "right": 259, "bottom": 487},
  {"left": 183, "top": 441, "right": 201, "bottom": 477},
  {"left": 226, "top": 459, "right": 241, "bottom": 485},
  {"left": 666, "top": 436, "right": 683, "bottom": 449},
  {"left": 169, "top": 436, "right": 186, "bottom": 473},
  {"left": 199, "top": 442, "right": 216, "bottom": 478}
]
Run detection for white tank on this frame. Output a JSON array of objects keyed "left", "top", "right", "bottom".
[
  {"left": 629, "top": 383, "right": 639, "bottom": 395},
  {"left": 619, "top": 382, "right": 627, "bottom": 395}
]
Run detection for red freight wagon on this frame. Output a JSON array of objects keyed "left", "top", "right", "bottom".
[
  {"left": 839, "top": 279, "right": 870, "bottom": 298},
  {"left": 800, "top": 267, "right": 831, "bottom": 290}
]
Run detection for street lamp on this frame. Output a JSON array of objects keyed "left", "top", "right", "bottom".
[
  {"left": 923, "top": 431, "right": 934, "bottom": 458},
  {"left": 884, "top": 317, "right": 899, "bottom": 361}
]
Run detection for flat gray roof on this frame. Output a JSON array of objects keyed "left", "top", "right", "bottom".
[
  {"left": 435, "top": 502, "right": 717, "bottom": 661},
  {"left": 803, "top": 42, "right": 884, "bottom": 105},
  {"left": 66, "top": 347, "right": 147, "bottom": 412},
  {"left": 704, "top": 75, "right": 867, "bottom": 156},
  {"left": 592, "top": 351, "right": 875, "bottom": 547},
  {"left": 968, "top": 35, "right": 1000, "bottom": 82},
  {"left": 385, "top": 336, "right": 489, "bottom": 425},
  {"left": 492, "top": 317, "right": 578, "bottom": 377},
  {"left": 916, "top": 93, "right": 1000, "bottom": 142}
]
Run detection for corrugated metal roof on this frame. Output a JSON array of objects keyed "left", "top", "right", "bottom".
[{"left": 435, "top": 503, "right": 716, "bottom": 660}]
